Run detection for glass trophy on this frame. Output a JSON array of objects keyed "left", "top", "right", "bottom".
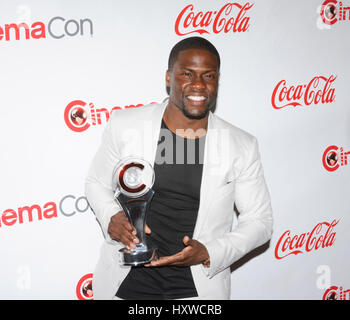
[{"left": 113, "top": 157, "right": 158, "bottom": 266}]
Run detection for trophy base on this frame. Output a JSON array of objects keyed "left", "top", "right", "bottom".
[{"left": 119, "top": 246, "right": 158, "bottom": 266}]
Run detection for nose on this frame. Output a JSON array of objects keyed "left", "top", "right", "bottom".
[{"left": 191, "top": 74, "right": 206, "bottom": 90}]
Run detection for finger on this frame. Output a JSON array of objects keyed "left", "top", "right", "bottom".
[
  {"left": 147, "top": 253, "right": 183, "bottom": 267},
  {"left": 145, "top": 256, "right": 169, "bottom": 267},
  {"left": 123, "top": 222, "right": 138, "bottom": 243},
  {"left": 124, "top": 223, "right": 138, "bottom": 238},
  {"left": 123, "top": 220, "right": 134, "bottom": 232},
  {"left": 122, "top": 233, "right": 137, "bottom": 248},
  {"left": 121, "top": 238, "right": 134, "bottom": 249},
  {"left": 128, "top": 225, "right": 138, "bottom": 241},
  {"left": 183, "top": 235, "right": 193, "bottom": 246},
  {"left": 145, "top": 224, "right": 152, "bottom": 234}
]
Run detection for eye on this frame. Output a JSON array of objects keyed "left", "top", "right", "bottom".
[
  {"left": 178, "top": 69, "right": 192, "bottom": 78},
  {"left": 180, "top": 71, "right": 192, "bottom": 77},
  {"left": 204, "top": 73, "right": 216, "bottom": 80}
]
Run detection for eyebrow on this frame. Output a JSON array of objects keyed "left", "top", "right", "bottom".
[{"left": 180, "top": 67, "right": 218, "bottom": 73}]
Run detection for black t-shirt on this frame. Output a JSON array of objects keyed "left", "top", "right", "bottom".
[{"left": 116, "top": 119, "right": 206, "bottom": 299}]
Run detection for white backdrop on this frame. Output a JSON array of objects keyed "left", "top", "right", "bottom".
[{"left": 0, "top": 0, "right": 349, "bottom": 300}]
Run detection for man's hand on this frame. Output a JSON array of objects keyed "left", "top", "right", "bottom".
[
  {"left": 145, "top": 236, "right": 209, "bottom": 267},
  {"left": 107, "top": 210, "right": 151, "bottom": 249}
]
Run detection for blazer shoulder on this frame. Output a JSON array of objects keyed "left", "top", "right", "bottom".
[
  {"left": 212, "top": 113, "right": 257, "bottom": 146},
  {"left": 109, "top": 102, "right": 164, "bottom": 124}
]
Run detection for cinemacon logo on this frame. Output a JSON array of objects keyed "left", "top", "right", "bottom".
[
  {"left": 0, "top": 195, "right": 89, "bottom": 228},
  {"left": 323, "top": 285, "right": 350, "bottom": 300},
  {"left": 175, "top": 2, "right": 253, "bottom": 36},
  {"left": 274, "top": 219, "right": 339, "bottom": 260},
  {"left": 322, "top": 145, "right": 350, "bottom": 172},
  {"left": 320, "top": 0, "right": 350, "bottom": 25},
  {"left": 76, "top": 273, "right": 93, "bottom": 300},
  {"left": 64, "top": 100, "right": 157, "bottom": 132},
  {"left": 271, "top": 75, "right": 336, "bottom": 109},
  {"left": 0, "top": 16, "right": 93, "bottom": 41}
]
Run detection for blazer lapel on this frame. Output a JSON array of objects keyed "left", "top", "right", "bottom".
[
  {"left": 193, "top": 111, "right": 219, "bottom": 239},
  {"left": 142, "top": 102, "right": 167, "bottom": 166}
]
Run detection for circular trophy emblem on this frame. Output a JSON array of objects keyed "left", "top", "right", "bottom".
[{"left": 113, "top": 158, "right": 154, "bottom": 198}]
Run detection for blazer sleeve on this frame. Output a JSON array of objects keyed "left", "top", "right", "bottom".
[
  {"left": 201, "top": 137, "right": 273, "bottom": 278},
  {"left": 84, "top": 115, "right": 122, "bottom": 243}
]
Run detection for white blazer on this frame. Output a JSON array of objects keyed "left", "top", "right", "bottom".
[{"left": 85, "top": 101, "right": 273, "bottom": 300}]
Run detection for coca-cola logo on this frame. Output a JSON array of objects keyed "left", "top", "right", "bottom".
[
  {"left": 274, "top": 219, "right": 339, "bottom": 260},
  {"left": 271, "top": 75, "right": 336, "bottom": 109},
  {"left": 320, "top": 0, "right": 350, "bottom": 26},
  {"left": 323, "top": 285, "right": 350, "bottom": 300},
  {"left": 322, "top": 145, "right": 350, "bottom": 172},
  {"left": 174, "top": 2, "right": 253, "bottom": 36}
]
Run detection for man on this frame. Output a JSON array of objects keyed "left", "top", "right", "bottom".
[{"left": 85, "top": 37, "right": 273, "bottom": 300}]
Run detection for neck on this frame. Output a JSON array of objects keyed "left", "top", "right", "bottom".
[{"left": 163, "top": 101, "right": 208, "bottom": 139}]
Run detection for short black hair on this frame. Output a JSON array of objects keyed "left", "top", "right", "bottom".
[{"left": 168, "top": 36, "right": 220, "bottom": 71}]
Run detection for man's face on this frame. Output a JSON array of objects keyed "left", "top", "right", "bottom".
[{"left": 166, "top": 49, "right": 219, "bottom": 120}]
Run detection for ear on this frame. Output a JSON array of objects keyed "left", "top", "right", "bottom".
[{"left": 165, "top": 70, "right": 171, "bottom": 88}]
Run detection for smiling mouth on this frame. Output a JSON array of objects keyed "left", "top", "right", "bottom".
[{"left": 185, "top": 95, "right": 207, "bottom": 102}]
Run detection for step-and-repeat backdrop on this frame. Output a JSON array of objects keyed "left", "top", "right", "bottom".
[{"left": 0, "top": 0, "right": 349, "bottom": 300}]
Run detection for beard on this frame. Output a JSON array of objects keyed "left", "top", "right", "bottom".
[
  {"left": 178, "top": 93, "right": 216, "bottom": 120},
  {"left": 181, "top": 105, "right": 210, "bottom": 119}
]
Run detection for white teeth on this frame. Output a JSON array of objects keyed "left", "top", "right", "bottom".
[{"left": 187, "top": 95, "right": 206, "bottom": 101}]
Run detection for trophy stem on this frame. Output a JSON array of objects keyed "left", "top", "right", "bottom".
[{"left": 117, "top": 189, "right": 157, "bottom": 266}]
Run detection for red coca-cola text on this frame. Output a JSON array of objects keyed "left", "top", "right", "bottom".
[
  {"left": 271, "top": 75, "right": 336, "bottom": 109},
  {"left": 175, "top": 2, "right": 253, "bottom": 36},
  {"left": 274, "top": 219, "right": 339, "bottom": 260}
]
